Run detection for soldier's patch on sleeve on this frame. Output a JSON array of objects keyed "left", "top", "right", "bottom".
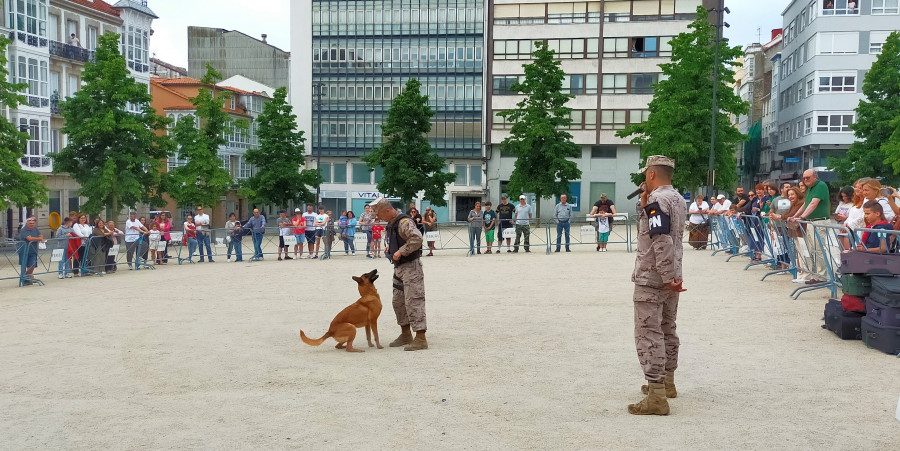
[{"left": 643, "top": 201, "right": 670, "bottom": 238}]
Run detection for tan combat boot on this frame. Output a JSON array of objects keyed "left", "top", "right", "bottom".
[
  {"left": 628, "top": 383, "right": 670, "bottom": 415},
  {"left": 404, "top": 331, "right": 428, "bottom": 351},
  {"left": 389, "top": 325, "right": 413, "bottom": 347},
  {"left": 642, "top": 372, "right": 677, "bottom": 398}
]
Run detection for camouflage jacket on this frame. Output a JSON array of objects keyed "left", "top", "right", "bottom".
[{"left": 632, "top": 185, "right": 686, "bottom": 288}]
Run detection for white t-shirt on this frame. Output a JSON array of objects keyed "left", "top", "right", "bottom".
[
  {"left": 315, "top": 213, "right": 328, "bottom": 230},
  {"left": 712, "top": 200, "right": 731, "bottom": 213},
  {"left": 689, "top": 201, "right": 710, "bottom": 224},
  {"left": 194, "top": 213, "right": 210, "bottom": 231},
  {"left": 124, "top": 218, "right": 142, "bottom": 243},
  {"left": 597, "top": 217, "right": 610, "bottom": 233},
  {"left": 302, "top": 211, "right": 317, "bottom": 229}
]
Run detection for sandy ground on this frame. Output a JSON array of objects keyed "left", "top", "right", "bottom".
[{"left": 1, "top": 241, "right": 899, "bottom": 450}]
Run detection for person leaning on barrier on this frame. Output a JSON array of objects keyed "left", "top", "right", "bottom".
[
  {"left": 245, "top": 209, "right": 266, "bottom": 260},
  {"left": 627, "top": 155, "right": 686, "bottom": 416},
  {"left": 422, "top": 206, "right": 438, "bottom": 256},
  {"left": 554, "top": 194, "right": 573, "bottom": 253},
  {"left": 483, "top": 202, "right": 497, "bottom": 254},
  {"left": 687, "top": 195, "right": 710, "bottom": 250},
  {"left": 709, "top": 195, "right": 731, "bottom": 216},
  {"left": 513, "top": 195, "right": 532, "bottom": 253},
  {"left": 56, "top": 216, "right": 75, "bottom": 279},
  {"left": 370, "top": 197, "right": 429, "bottom": 351},
  {"left": 194, "top": 206, "right": 214, "bottom": 263},
  {"left": 124, "top": 211, "right": 143, "bottom": 270},
  {"left": 852, "top": 200, "right": 893, "bottom": 253},
  {"left": 789, "top": 170, "right": 832, "bottom": 284},
  {"left": 18, "top": 216, "right": 45, "bottom": 285},
  {"left": 72, "top": 214, "right": 92, "bottom": 276},
  {"left": 590, "top": 193, "right": 616, "bottom": 252},
  {"left": 291, "top": 208, "right": 307, "bottom": 259},
  {"left": 277, "top": 210, "right": 293, "bottom": 261}
]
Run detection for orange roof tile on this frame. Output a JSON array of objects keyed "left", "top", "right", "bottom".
[{"left": 69, "top": 0, "right": 120, "bottom": 17}]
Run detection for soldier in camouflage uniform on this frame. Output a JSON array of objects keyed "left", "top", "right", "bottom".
[
  {"left": 369, "top": 197, "right": 429, "bottom": 351},
  {"left": 628, "top": 155, "right": 686, "bottom": 416}
]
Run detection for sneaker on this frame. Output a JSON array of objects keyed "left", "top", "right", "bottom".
[
  {"left": 278, "top": 257, "right": 283, "bottom": 261},
  {"left": 485, "top": 250, "right": 492, "bottom": 254},
  {"left": 352, "top": 251, "right": 356, "bottom": 255},
  {"left": 227, "top": 258, "right": 231, "bottom": 262},
  {"left": 284, "top": 256, "right": 293, "bottom": 260},
  {"left": 65, "top": 273, "right": 73, "bottom": 278},
  {"left": 209, "top": 259, "right": 215, "bottom": 263},
  {"left": 792, "top": 278, "right": 806, "bottom": 283},
  {"left": 199, "top": 259, "right": 205, "bottom": 263},
  {"left": 313, "top": 255, "right": 318, "bottom": 259},
  {"left": 366, "top": 254, "right": 372, "bottom": 259},
  {"left": 507, "top": 249, "right": 512, "bottom": 253},
  {"left": 58, "top": 274, "right": 64, "bottom": 279}
]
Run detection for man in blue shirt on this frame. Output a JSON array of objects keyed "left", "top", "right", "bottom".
[
  {"left": 19, "top": 216, "right": 45, "bottom": 285},
  {"left": 245, "top": 208, "right": 266, "bottom": 260}
]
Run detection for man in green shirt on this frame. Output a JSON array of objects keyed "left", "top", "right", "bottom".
[{"left": 790, "top": 169, "right": 831, "bottom": 283}]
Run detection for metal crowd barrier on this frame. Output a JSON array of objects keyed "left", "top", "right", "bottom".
[{"left": 543, "top": 214, "right": 633, "bottom": 254}]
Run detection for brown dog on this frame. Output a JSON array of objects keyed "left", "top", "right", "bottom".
[{"left": 300, "top": 269, "right": 383, "bottom": 352}]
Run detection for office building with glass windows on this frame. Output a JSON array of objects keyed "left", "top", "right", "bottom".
[
  {"left": 775, "top": 0, "right": 899, "bottom": 180},
  {"left": 487, "top": 0, "right": 708, "bottom": 212},
  {"left": 291, "top": 0, "right": 484, "bottom": 220}
]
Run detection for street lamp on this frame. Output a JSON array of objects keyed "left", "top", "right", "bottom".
[
  {"left": 312, "top": 82, "right": 326, "bottom": 205},
  {"left": 707, "top": 1, "right": 730, "bottom": 200}
]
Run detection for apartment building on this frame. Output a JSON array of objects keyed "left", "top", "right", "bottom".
[
  {"left": 487, "top": 0, "right": 710, "bottom": 213},
  {"left": 150, "top": 77, "right": 270, "bottom": 224},
  {"left": 2, "top": 0, "right": 157, "bottom": 238},
  {"left": 775, "top": 0, "right": 899, "bottom": 179},
  {"left": 150, "top": 56, "right": 187, "bottom": 78},
  {"left": 291, "top": 0, "right": 484, "bottom": 221},
  {"left": 187, "top": 27, "right": 290, "bottom": 91}
]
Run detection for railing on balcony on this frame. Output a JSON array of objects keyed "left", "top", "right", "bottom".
[
  {"left": 50, "top": 97, "right": 61, "bottom": 115},
  {"left": 9, "top": 31, "right": 48, "bottom": 48},
  {"left": 49, "top": 40, "right": 95, "bottom": 63},
  {"left": 20, "top": 156, "right": 52, "bottom": 170}
]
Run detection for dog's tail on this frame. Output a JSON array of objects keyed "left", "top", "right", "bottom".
[{"left": 300, "top": 329, "right": 333, "bottom": 346}]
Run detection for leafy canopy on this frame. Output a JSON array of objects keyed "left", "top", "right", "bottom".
[
  {"left": 498, "top": 40, "right": 581, "bottom": 212},
  {"left": 52, "top": 32, "right": 171, "bottom": 215},
  {"left": 362, "top": 78, "right": 455, "bottom": 205},
  {"left": 0, "top": 36, "right": 47, "bottom": 210},
  {"left": 165, "top": 64, "right": 236, "bottom": 209},
  {"left": 831, "top": 31, "right": 900, "bottom": 186},
  {"left": 616, "top": 7, "right": 747, "bottom": 192},
  {"left": 241, "top": 87, "right": 320, "bottom": 207}
]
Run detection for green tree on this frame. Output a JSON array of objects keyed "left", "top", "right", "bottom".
[
  {"left": 616, "top": 7, "right": 747, "bottom": 192},
  {"left": 241, "top": 87, "right": 319, "bottom": 208},
  {"left": 52, "top": 33, "right": 171, "bottom": 215},
  {"left": 0, "top": 36, "right": 47, "bottom": 210},
  {"left": 832, "top": 31, "right": 900, "bottom": 186},
  {"left": 362, "top": 78, "right": 455, "bottom": 205},
  {"left": 498, "top": 40, "right": 581, "bottom": 217},
  {"left": 165, "top": 64, "right": 236, "bottom": 209}
]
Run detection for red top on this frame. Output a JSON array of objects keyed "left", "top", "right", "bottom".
[{"left": 372, "top": 224, "right": 385, "bottom": 240}]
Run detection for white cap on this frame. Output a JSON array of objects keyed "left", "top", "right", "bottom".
[
  {"left": 519, "top": 195, "right": 526, "bottom": 200},
  {"left": 294, "top": 208, "right": 301, "bottom": 212},
  {"left": 717, "top": 194, "right": 726, "bottom": 200}
]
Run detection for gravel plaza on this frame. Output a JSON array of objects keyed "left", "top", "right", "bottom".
[{"left": 1, "top": 241, "right": 899, "bottom": 449}]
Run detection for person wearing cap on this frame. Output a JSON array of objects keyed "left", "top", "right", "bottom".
[
  {"left": 709, "top": 194, "right": 731, "bottom": 216},
  {"left": 628, "top": 155, "right": 686, "bottom": 416},
  {"left": 369, "top": 197, "right": 429, "bottom": 351},
  {"left": 554, "top": 194, "right": 573, "bottom": 252},
  {"left": 513, "top": 195, "right": 533, "bottom": 252},
  {"left": 590, "top": 193, "right": 617, "bottom": 252},
  {"left": 292, "top": 208, "right": 307, "bottom": 259},
  {"left": 495, "top": 195, "right": 516, "bottom": 253}
]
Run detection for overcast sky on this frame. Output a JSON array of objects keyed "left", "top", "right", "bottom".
[{"left": 148, "top": 0, "right": 785, "bottom": 69}]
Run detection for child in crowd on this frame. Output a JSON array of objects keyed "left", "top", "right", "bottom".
[
  {"left": 856, "top": 200, "right": 893, "bottom": 253},
  {"left": 148, "top": 222, "right": 161, "bottom": 265},
  {"left": 371, "top": 220, "right": 385, "bottom": 258},
  {"left": 56, "top": 217, "right": 75, "bottom": 279},
  {"left": 597, "top": 211, "right": 611, "bottom": 252},
  {"left": 230, "top": 220, "right": 244, "bottom": 262},
  {"left": 183, "top": 215, "right": 198, "bottom": 262}
]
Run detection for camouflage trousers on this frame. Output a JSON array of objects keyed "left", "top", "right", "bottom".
[
  {"left": 633, "top": 284, "right": 680, "bottom": 383},
  {"left": 393, "top": 258, "right": 427, "bottom": 332}
]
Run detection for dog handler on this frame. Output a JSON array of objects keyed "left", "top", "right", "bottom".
[
  {"left": 628, "top": 155, "right": 686, "bottom": 415},
  {"left": 369, "top": 197, "right": 429, "bottom": 351}
]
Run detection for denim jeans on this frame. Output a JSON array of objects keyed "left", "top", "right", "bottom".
[
  {"left": 58, "top": 252, "right": 69, "bottom": 276},
  {"left": 187, "top": 238, "right": 198, "bottom": 260},
  {"left": 197, "top": 232, "right": 213, "bottom": 260},
  {"left": 227, "top": 239, "right": 237, "bottom": 259},
  {"left": 343, "top": 236, "right": 356, "bottom": 253},
  {"left": 252, "top": 231, "right": 264, "bottom": 259},
  {"left": 556, "top": 222, "right": 571, "bottom": 250},
  {"left": 468, "top": 227, "right": 481, "bottom": 253},
  {"left": 231, "top": 239, "right": 243, "bottom": 261}
]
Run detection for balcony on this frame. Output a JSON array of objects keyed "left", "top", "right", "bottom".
[
  {"left": 8, "top": 31, "right": 48, "bottom": 49},
  {"left": 50, "top": 96, "right": 61, "bottom": 115},
  {"left": 49, "top": 40, "right": 94, "bottom": 63},
  {"left": 20, "top": 156, "right": 52, "bottom": 171}
]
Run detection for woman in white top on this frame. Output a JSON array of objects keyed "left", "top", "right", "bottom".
[
  {"left": 71, "top": 214, "right": 92, "bottom": 276},
  {"left": 688, "top": 195, "right": 710, "bottom": 250}
]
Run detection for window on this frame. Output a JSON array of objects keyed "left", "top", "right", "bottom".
[
  {"left": 591, "top": 146, "right": 616, "bottom": 158},
  {"left": 493, "top": 76, "right": 520, "bottom": 95},
  {"left": 603, "top": 36, "right": 672, "bottom": 58},
  {"left": 816, "top": 113, "right": 854, "bottom": 132},
  {"left": 630, "top": 73, "right": 657, "bottom": 94},
  {"left": 332, "top": 163, "right": 347, "bottom": 184},
  {"left": 567, "top": 75, "right": 585, "bottom": 94},
  {"left": 872, "top": 0, "right": 900, "bottom": 14},
  {"left": 18, "top": 117, "right": 50, "bottom": 169},
  {"left": 818, "top": 32, "right": 859, "bottom": 55},
  {"left": 7, "top": 0, "right": 48, "bottom": 40},
  {"left": 352, "top": 163, "right": 371, "bottom": 184},
  {"left": 238, "top": 157, "right": 252, "bottom": 179},
  {"left": 454, "top": 164, "right": 467, "bottom": 185},
  {"left": 822, "top": 0, "right": 860, "bottom": 15},
  {"left": 469, "top": 165, "right": 482, "bottom": 186},
  {"left": 870, "top": 31, "right": 893, "bottom": 54},
  {"left": 600, "top": 110, "right": 649, "bottom": 130},
  {"left": 804, "top": 115, "right": 813, "bottom": 135},
  {"left": 494, "top": 38, "right": 598, "bottom": 59},
  {"left": 319, "top": 163, "right": 332, "bottom": 183},
  {"left": 818, "top": 72, "right": 856, "bottom": 92},
  {"left": 602, "top": 74, "right": 627, "bottom": 93}
]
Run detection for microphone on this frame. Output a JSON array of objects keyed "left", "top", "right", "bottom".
[{"left": 626, "top": 187, "right": 644, "bottom": 200}]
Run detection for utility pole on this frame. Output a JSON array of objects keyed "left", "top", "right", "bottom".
[
  {"left": 707, "top": 1, "right": 730, "bottom": 200},
  {"left": 312, "top": 82, "right": 326, "bottom": 205}
]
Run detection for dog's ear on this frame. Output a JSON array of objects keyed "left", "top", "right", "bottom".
[{"left": 352, "top": 276, "right": 361, "bottom": 283}]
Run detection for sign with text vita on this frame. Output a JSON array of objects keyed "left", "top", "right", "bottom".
[{"left": 354, "top": 192, "right": 385, "bottom": 199}]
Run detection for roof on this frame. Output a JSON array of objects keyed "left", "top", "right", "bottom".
[
  {"left": 68, "top": 0, "right": 120, "bottom": 17},
  {"left": 218, "top": 75, "right": 274, "bottom": 98},
  {"left": 188, "top": 26, "right": 289, "bottom": 55},
  {"left": 763, "top": 33, "right": 783, "bottom": 51},
  {"left": 112, "top": 0, "right": 159, "bottom": 18},
  {"left": 150, "top": 77, "right": 253, "bottom": 117},
  {"left": 149, "top": 58, "right": 188, "bottom": 76}
]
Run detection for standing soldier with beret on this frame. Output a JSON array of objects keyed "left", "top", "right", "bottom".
[
  {"left": 369, "top": 197, "right": 429, "bottom": 351},
  {"left": 628, "top": 155, "right": 686, "bottom": 415}
]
